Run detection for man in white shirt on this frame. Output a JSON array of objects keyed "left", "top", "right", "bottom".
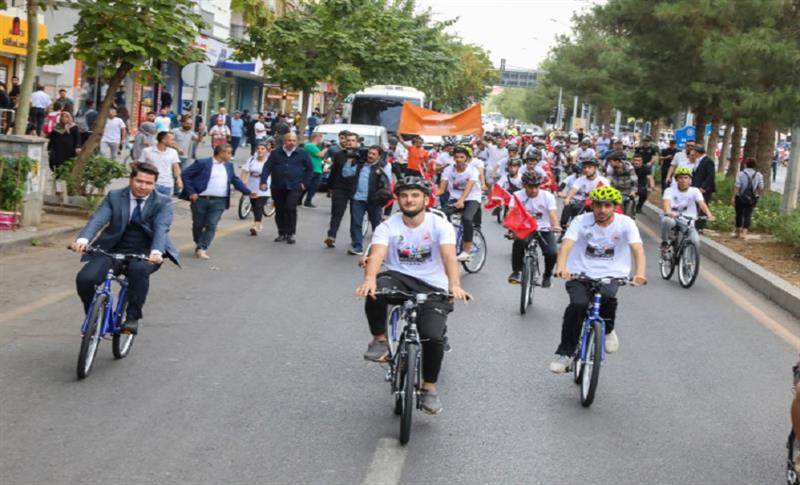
[
  {"left": 140, "top": 131, "right": 183, "bottom": 196},
  {"left": 660, "top": 167, "right": 715, "bottom": 252},
  {"left": 101, "top": 108, "right": 127, "bottom": 161},
  {"left": 665, "top": 140, "right": 696, "bottom": 184},
  {"left": 486, "top": 137, "right": 509, "bottom": 184},
  {"left": 30, "top": 85, "right": 52, "bottom": 136}
]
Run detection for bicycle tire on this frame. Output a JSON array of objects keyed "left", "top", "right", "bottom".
[
  {"left": 264, "top": 199, "right": 276, "bottom": 218},
  {"left": 788, "top": 430, "right": 800, "bottom": 485},
  {"left": 77, "top": 294, "right": 107, "bottom": 379},
  {"left": 659, "top": 248, "right": 675, "bottom": 280},
  {"left": 362, "top": 210, "right": 370, "bottom": 238},
  {"left": 520, "top": 256, "right": 531, "bottom": 314},
  {"left": 238, "top": 195, "right": 252, "bottom": 220},
  {"left": 112, "top": 295, "right": 135, "bottom": 359},
  {"left": 573, "top": 347, "right": 583, "bottom": 384},
  {"left": 678, "top": 241, "right": 700, "bottom": 288},
  {"left": 399, "top": 343, "right": 417, "bottom": 445},
  {"left": 529, "top": 252, "right": 540, "bottom": 308},
  {"left": 580, "top": 321, "right": 603, "bottom": 407},
  {"left": 462, "top": 229, "right": 487, "bottom": 273},
  {"left": 386, "top": 306, "right": 401, "bottom": 359},
  {"left": 392, "top": 342, "right": 403, "bottom": 416}
]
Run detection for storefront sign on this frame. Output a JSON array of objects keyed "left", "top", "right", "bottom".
[
  {"left": 0, "top": 16, "right": 47, "bottom": 56},
  {"left": 193, "top": 34, "right": 256, "bottom": 73}
]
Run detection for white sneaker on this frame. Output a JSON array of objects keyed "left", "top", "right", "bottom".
[
  {"left": 549, "top": 355, "right": 573, "bottom": 374},
  {"left": 605, "top": 331, "right": 619, "bottom": 353},
  {"left": 457, "top": 251, "right": 471, "bottom": 262},
  {"left": 196, "top": 249, "right": 210, "bottom": 260}
]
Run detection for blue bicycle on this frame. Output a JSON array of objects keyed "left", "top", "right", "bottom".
[
  {"left": 570, "top": 274, "right": 630, "bottom": 407},
  {"left": 74, "top": 246, "right": 146, "bottom": 379},
  {"left": 440, "top": 204, "right": 487, "bottom": 273}
]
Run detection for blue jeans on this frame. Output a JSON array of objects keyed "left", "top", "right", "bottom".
[
  {"left": 304, "top": 172, "right": 322, "bottom": 205},
  {"left": 231, "top": 136, "right": 241, "bottom": 156},
  {"left": 350, "top": 199, "right": 383, "bottom": 251},
  {"left": 191, "top": 196, "right": 227, "bottom": 250},
  {"left": 155, "top": 185, "right": 172, "bottom": 196}
]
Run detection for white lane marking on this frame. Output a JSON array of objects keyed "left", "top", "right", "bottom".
[{"left": 361, "top": 437, "right": 408, "bottom": 485}]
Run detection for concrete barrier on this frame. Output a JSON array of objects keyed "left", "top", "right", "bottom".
[{"left": 639, "top": 201, "right": 800, "bottom": 319}]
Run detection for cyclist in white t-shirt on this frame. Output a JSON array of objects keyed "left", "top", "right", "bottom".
[
  {"left": 561, "top": 159, "right": 609, "bottom": 231},
  {"left": 357, "top": 176, "right": 472, "bottom": 415},
  {"left": 439, "top": 146, "right": 483, "bottom": 261},
  {"left": 508, "top": 172, "right": 561, "bottom": 287},
  {"left": 575, "top": 138, "right": 597, "bottom": 163},
  {"left": 550, "top": 186, "right": 647, "bottom": 373},
  {"left": 660, "top": 167, "right": 715, "bottom": 253}
]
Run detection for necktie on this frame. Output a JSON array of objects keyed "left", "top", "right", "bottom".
[{"left": 131, "top": 199, "right": 143, "bottom": 225}]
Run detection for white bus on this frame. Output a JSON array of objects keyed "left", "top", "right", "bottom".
[{"left": 343, "top": 85, "right": 426, "bottom": 134}]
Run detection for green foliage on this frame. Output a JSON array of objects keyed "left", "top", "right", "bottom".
[
  {"left": 53, "top": 156, "right": 128, "bottom": 196},
  {"left": 774, "top": 210, "right": 800, "bottom": 252},
  {"left": 0, "top": 156, "right": 36, "bottom": 211}
]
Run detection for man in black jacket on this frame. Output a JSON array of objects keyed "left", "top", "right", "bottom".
[
  {"left": 324, "top": 132, "right": 361, "bottom": 248},
  {"left": 691, "top": 146, "right": 716, "bottom": 203},
  {"left": 260, "top": 132, "right": 314, "bottom": 244},
  {"left": 348, "top": 146, "right": 391, "bottom": 255}
]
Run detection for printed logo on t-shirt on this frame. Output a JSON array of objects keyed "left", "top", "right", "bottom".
[
  {"left": 671, "top": 196, "right": 690, "bottom": 213},
  {"left": 395, "top": 234, "right": 432, "bottom": 264},
  {"left": 582, "top": 230, "right": 616, "bottom": 259}
]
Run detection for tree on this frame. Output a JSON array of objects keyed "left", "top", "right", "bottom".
[
  {"left": 39, "top": 0, "right": 205, "bottom": 182},
  {"left": 432, "top": 43, "right": 497, "bottom": 111}
]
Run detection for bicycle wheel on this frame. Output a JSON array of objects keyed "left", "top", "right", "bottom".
[
  {"left": 462, "top": 229, "right": 487, "bottom": 273},
  {"left": 788, "top": 430, "right": 800, "bottom": 485},
  {"left": 362, "top": 210, "right": 370, "bottom": 238},
  {"left": 520, "top": 257, "right": 531, "bottom": 314},
  {"left": 386, "top": 306, "right": 401, "bottom": 359},
  {"left": 399, "top": 343, "right": 418, "bottom": 445},
  {"left": 264, "top": 198, "right": 276, "bottom": 218},
  {"left": 112, "top": 295, "right": 135, "bottom": 359},
  {"left": 659, "top": 248, "right": 675, "bottom": 280},
  {"left": 77, "top": 294, "right": 107, "bottom": 379},
  {"left": 580, "top": 321, "right": 603, "bottom": 407},
  {"left": 572, "top": 347, "right": 583, "bottom": 384},
  {"left": 238, "top": 195, "right": 252, "bottom": 220},
  {"left": 529, "top": 253, "right": 540, "bottom": 307},
  {"left": 391, "top": 341, "right": 404, "bottom": 416},
  {"left": 678, "top": 241, "right": 700, "bottom": 288}
]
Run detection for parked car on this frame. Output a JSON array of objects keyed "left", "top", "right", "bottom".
[{"left": 312, "top": 123, "right": 390, "bottom": 192}]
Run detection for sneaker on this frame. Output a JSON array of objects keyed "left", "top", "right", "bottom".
[
  {"left": 660, "top": 242, "right": 671, "bottom": 258},
  {"left": 541, "top": 276, "right": 552, "bottom": 288},
  {"left": 120, "top": 318, "right": 139, "bottom": 335},
  {"left": 324, "top": 237, "right": 336, "bottom": 248},
  {"left": 549, "top": 355, "right": 573, "bottom": 374},
  {"left": 508, "top": 271, "right": 521, "bottom": 284},
  {"left": 274, "top": 235, "right": 287, "bottom": 242},
  {"left": 605, "top": 330, "right": 619, "bottom": 353},
  {"left": 363, "top": 340, "right": 390, "bottom": 362},
  {"left": 457, "top": 251, "right": 471, "bottom": 262},
  {"left": 504, "top": 230, "right": 514, "bottom": 240},
  {"left": 286, "top": 235, "right": 296, "bottom": 244},
  {"left": 419, "top": 389, "right": 443, "bottom": 415},
  {"left": 249, "top": 227, "right": 258, "bottom": 236},
  {"left": 347, "top": 247, "right": 364, "bottom": 256},
  {"left": 443, "top": 335, "right": 452, "bottom": 353},
  {"left": 195, "top": 249, "right": 209, "bottom": 260},
  {"left": 304, "top": 203, "right": 317, "bottom": 208}
]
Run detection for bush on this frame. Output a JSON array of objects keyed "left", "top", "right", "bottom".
[
  {"left": 774, "top": 209, "right": 800, "bottom": 253},
  {"left": 0, "top": 155, "right": 36, "bottom": 211},
  {"left": 54, "top": 155, "right": 128, "bottom": 196}
]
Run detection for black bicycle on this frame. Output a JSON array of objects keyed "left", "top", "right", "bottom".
[
  {"left": 377, "top": 288, "right": 450, "bottom": 445},
  {"left": 559, "top": 199, "right": 590, "bottom": 243},
  {"left": 622, "top": 193, "right": 637, "bottom": 218},
  {"left": 238, "top": 194, "right": 276, "bottom": 220},
  {"left": 442, "top": 203, "right": 487, "bottom": 273},
  {"left": 659, "top": 214, "right": 705, "bottom": 288},
  {"left": 519, "top": 234, "right": 541, "bottom": 314}
]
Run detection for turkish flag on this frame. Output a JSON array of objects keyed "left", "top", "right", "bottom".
[
  {"left": 485, "top": 183, "right": 512, "bottom": 209},
  {"left": 503, "top": 195, "right": 538, "bottom": 239}
]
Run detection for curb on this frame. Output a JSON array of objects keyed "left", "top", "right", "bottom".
[
  {"left": 639, "top": 201, "right": 800, "bottom": 320},
  {"left": 0, "top": 223, "right": 85, "bottom": 255}
]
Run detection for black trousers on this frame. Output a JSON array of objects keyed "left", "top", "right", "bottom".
[
  {"left": 251, "top": 196, "right": 269, "bottom": 223},
  {"left": 327, "top": 188, "right": 351, "bottom": 239},
  {"left": 76, "top": 256, "right": 161, "bottom": 320},
  {"left": 735, "top": 198, "right": 755, "bottom": 229},
  {"left": 31, "top": 107, "right": 46, "bottom": 135},
  {"left": 557, "top": 280, "right": 618, "bottom": 356},
  {"left": 272, "top": 187, "right": 302, "bottom": 236},
  {"left": 365, "top": 271, "right": 453, "bottom": 383},
  {"left": 511, "top": 231, "right": 557, "bottom": 277},
  {"left": 636, "top": 186, "right": 648, "bottom": 211},
  {"left": 560, "top": 200, "right": 584, "bottom": 228}
]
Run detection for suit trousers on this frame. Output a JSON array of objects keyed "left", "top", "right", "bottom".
[
  {"left": 191, "top": 196, "right": 227, "bottom": 250},
  {"left": 327, "top": 188, "right": 351, "bottom": 239},
  {"left": 272, "top": 187, "right": 302, "bottom": 236},
  {"left": 76, "top": 255, "right": 161, "bottom": 320}
]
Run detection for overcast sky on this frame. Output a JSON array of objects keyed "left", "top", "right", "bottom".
[{"left": 417, "top": 0, "right": 597, "bottom": 71}]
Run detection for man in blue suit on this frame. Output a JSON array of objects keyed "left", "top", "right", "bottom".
[
  {"left": 71, "top": 162, "right": 179, "bottom": 335},
  {"left": 181, "top": 143, "right": 253, "bottom": 258}
]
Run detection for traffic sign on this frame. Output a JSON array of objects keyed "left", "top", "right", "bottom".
[{"left": 181, "top": 62, "right": 214, "bottom": 87}]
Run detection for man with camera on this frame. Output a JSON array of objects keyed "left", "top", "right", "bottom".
[{"left": 325, "top": 132, "right": 366, "bottom": 249}]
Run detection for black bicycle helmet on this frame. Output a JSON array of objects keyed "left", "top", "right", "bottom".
[
  {"left": 607, "top": 151, "right": 624, "bottom": 161},
  {"left": 524, "top": 149, "right": 541, "bottom": 160},
  {"left": 394, "top": 176, "right": 432, "bottom": 196},
  {"left": 521, "top": 171, "right": 543, "bottom": 186},
  {"left": 582, "top": 158, "right": 599, "bottom": 166}
]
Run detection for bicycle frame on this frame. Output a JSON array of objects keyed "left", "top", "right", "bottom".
[
  {"left": 80, "top": 269, "right": 128, "bottom": 337},
  {"left": 577, "top": 290, "right": 606, "bottom": 364}
]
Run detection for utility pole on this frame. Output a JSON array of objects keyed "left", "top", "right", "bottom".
[
  {"left": 614, "top": 110, "right": 622, "bottom": 138},
  {"left": 556, "top": 87, "right": 563, "bottom": 129},
  {"left": 782, "top": 122, "right": 800, "bottom": 213},
  {"left": 570, "top": 96, "right": 578, "bottom": 132}
]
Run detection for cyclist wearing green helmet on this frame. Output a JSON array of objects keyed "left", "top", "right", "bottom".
[
  {"left": 549, "top": 184, "right": 647, "bottom": 374},
  {"left": 660, "top": 166, "right": 715, "bottom": 253}
]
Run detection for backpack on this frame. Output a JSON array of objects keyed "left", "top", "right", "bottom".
[{"left": 738, "top": 171, "right": 758, "bottom": 207}]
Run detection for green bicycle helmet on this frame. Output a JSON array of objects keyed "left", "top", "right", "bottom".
[
  {"left": 674, "top": 167, "right": 693, "bottom": 178},
  {"left": 589, "top": 186, "right": 623, "bottom": 205}
]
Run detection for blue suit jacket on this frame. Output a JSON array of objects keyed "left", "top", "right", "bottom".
[
  {"left": 259, "top": 148, "right": 314, "bottom": 190},
  {"left": 180, "top": 157, "right": 251, "bottom": 208},
  {"left": 79, "top": 187, "right": 180, "bottom": 265}
]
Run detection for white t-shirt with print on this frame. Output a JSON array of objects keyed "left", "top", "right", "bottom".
[
  {"left": 441, "top": 164, "right": 481, "bottom": 202},
  {"left": 513, "top": 189, "right": 557, "bottom": 231},
  {"left": 437, "top": 152, "right": 454, "bottom": 167},
  {"left": 519, "top": 164, "right": 547, "bottom": 179},
  {"left": 372, "top": 212, "right": 456, "bottom": 291},
  {"left": 241, "top": 156, "right": 271, "bottom": 196},
  {"left": 571, "top": 175, "right": 610, "bottom": 200},
  {"left": 576, "top": 147, "right": 597, "bottom": 162},
  {"left": 469, "top": 158, "right": 484, "bottom": 172},
  {"left": 140, "top": 146, "right": 180, "bottom": 188},
  {"left": 498, "top": 172, "right": 522, "bottom": 192},
  {"left": 564, "top": 212, "right": 642, "bottom": 278},
  {"left": 662, "top": 185, "right": 703, "bottom": 220},
  {"left": 101, "top": 117, "right": 126, "bottom": 144}
]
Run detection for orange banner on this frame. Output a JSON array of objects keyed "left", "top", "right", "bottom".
[{"left": 397, "top": 102, "right": 483, "bottom": 136}]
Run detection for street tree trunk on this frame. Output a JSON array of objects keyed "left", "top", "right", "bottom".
[
  {"left": 743, "top": 125, "right": 759, "bottom": 161},
  {"left": 707, "top": 113, "right": 720, "bottom": 160},
  {"left": 72, "top": 61, "right": 133, "bottom": 180},
  {"left": 782, "top": 122, "right": 800, "bottom": 212},
  {"left": 727, "top": 118, "right": 742, "bottom": 178},
  {"left": 718, "top": 122, "right": 732, "bottom": 173},
  {"left": 14, "top": 0, "right": 39, "bottom": 135},
  {"left": 755, "top": 120, "right": 776, "bottom": 193},
  {"left": 694, "top": 108, "right": 707, "bottom": 147},
  {"left": 297, "top": 89, "right": 311, "bottom": 140},
  {"left": 599, "top": 106, "right": 612, "bottom": 135}
]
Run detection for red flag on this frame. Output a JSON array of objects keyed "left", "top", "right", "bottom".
[
  {"left": 485, "top": 183, "right": 512, "bottom": 209},
  {"left": 503, "top": 194, "right": 538, "bottom": 239}
]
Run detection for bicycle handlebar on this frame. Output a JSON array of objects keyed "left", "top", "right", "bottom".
[
  {"left": 68, "top": 245, "right": 149, "bottom": 261},
  {"left": 374, "top": 288, "right": 451, "bottom": 301},
  {"left": 570, "top": 273, "right": 631, "bottom": 287}
]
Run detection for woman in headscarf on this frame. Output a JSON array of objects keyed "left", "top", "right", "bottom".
[
  {"left": 47, "top": 110, "right": 80, "bottom": 172},
  {"left": 133, "top": 122, "right": 157, "bottom": 161}
]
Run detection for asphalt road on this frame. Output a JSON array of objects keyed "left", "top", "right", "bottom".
[{"left": 1, "top": 193, "right": 798, "bottom": 485}]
